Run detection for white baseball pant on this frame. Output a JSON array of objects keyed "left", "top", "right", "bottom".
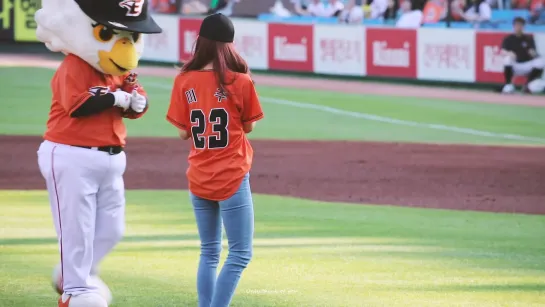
[
  {"left": 37, "top": 140, "right": 126, "bottom": 296},
  {"left": 503, "top": 56, "right": 545, "bottom": 76}
]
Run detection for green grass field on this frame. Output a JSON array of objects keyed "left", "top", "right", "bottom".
[{"left": 1, "top": 66, "right": 545, "bottom": 306}]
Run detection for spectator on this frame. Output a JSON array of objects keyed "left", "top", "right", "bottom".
[
  {"left": 307, "top": 0, "right": 327, "bottom": 16},
  {"left": 150, "top": 0, "right": 177, "bottom": 13},
  {"left": 501, "top": 17, "right": 544, "bottom": 93},
  {"left": 460, "top": 0, "right": 492, "bottom": 23},
  {"left": 290, "top": 0, "right": 311, "bottom": 15},
  {"left": 369, "top": 0, "right": 390, "bottom": 18},
  {"left": 339, "top": 0, "right": 364, "bottom": 23},
  {"left": 439, "top": 0, "right": 466, "bottom": 22},
  {"left": 207, "top": 0, "right": 240, "bottom": 16},
  {"left": 382, "top": 0, "right": 400, "bottom": 21},
  {"left": 324, "top": 0, "right": 345, "bottom": 17},
  {"left": 529, "top": 0, "right": 545, "bottom": 24},
  {"left": 396, "top": 0, "right": 424, "bottom": 27}
]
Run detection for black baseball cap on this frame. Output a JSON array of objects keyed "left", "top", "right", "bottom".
[
  {"left": 199, "top": 13, "right": 235, "bottom": 43},
  {"left": 74, "top": 0, "right": 162, "bottom": 33}
]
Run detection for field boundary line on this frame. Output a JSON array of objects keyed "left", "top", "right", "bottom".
[{"left": 149, "top": 82, "right": 545, "bottom": 144}]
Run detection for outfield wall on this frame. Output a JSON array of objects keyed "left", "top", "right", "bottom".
[{"left": 141, "top": 14, "right": 545, "bottom": 85}]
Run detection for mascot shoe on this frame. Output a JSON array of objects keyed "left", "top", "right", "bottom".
[
  {"left": 52, "top": 264, "right": 113, "bottom": 305},
  {"left": 59, "top": 293, "right": 108, "bottom": 307}
]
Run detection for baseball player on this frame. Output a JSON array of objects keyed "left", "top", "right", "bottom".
[
  {"left": 34, "top": 0, "right": 162, "bottom": 306},
  {"left": 166, "top": 13, "right": 264, "bottom": 307},
  {"left": 501, "top": 17, "right": 545, "bottom": 94}
]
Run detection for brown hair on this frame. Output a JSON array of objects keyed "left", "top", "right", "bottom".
[{"left": 181, "top": 36, "right": 249, "bottom": 95}]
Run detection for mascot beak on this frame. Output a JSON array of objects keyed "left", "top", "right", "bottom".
[{"left": 98, "top": 37, "right": 138, "bottom": 76}]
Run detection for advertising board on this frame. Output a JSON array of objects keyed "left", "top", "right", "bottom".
[
  {"left": 232, "top": 19, "right": 268, "bottom": 70},
  {"left": 313, "top": 24, "right": 365, "bottom": 76},
  {"left": 268, "top": 23, "right": 313, "bottom": 72},
  {"left": 366, "top": 28, "right": 417, "bottom": 78},
  {"left": 178, "top": 18, "right": 202, "bottom": 63},
  {"left": 142, "top": 14, "right": 179, "bottom": 63},
  {"left": 417, "top": 28, "right": 475, "bottom": 82}
]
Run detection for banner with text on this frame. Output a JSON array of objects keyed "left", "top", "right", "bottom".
[
  {"left": 313, "top": 24, "right": 366, "bottom": 76},
  {"left": 140, "top": 16, "right": 545, "bottom": 86},
  {"left": 13, "top": 0, "right": 40, "bottom": 42},
  {"left": 417, "top": 28, "right": 475, "bottom": 82},
  {"left": 366, "top": 28, "right": 417, "bottom": 79},
  {"left": 0, "top": 0, "right": 14, "bottom": 40}
]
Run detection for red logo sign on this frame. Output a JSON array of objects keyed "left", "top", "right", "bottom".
[
  {"left": 366, "top": 28, "right": 417, "bottom": 78},
  {"left": 268, "top": 23, "right": 313, "bottom": 72},
  {"left": 179, "top": 19, "right": 202, "bottom": 63},
  {"left": 475, "top": 32, "right": 509, "bottom": 84}
]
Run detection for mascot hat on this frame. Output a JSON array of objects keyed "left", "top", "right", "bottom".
[
  {"left": 75, "top": 0, "right": 161, "bottom": 34},
  {"left": 35, "top": 0, "right": 162, "bottom": 76}
]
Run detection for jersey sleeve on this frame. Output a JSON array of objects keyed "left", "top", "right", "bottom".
[
  {"left": 241, "top": 77, "right": 264, "bottom": 123},
  {"left": 56, "top": 58, "right": 93, "bottom": 115},
  {"left": 166, "top": 75, "right": 191, "bottom": 131}
]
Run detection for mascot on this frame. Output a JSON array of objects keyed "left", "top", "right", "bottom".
[{"left": 34, "top": 0, "right": 162, "bottom": 306}]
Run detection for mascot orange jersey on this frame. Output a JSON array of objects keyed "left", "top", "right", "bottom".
[
  {"left": 167, "top": 71, "right": 264, "bottom": 201},
  {"left": 45, "top": 54, "right": 148, "bottom": 147}
]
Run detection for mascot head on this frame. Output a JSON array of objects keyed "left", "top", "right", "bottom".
[{"left": 35, "top": 0, "right": 162, "bottom": 76}]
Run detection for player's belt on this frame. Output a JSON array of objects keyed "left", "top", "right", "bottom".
[{"left": 74, "top": 145, "right": 123, "bottom": 155}]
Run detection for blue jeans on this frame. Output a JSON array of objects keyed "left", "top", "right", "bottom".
[{"left": 190, "top": 173, "right": 254, "bottom": 307}]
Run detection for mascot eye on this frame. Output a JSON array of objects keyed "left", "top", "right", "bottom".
[
  {"left": 93, "top": 24, "right": 115, "bottom": 42},
  {"left": 132, "top": 32, "right": 141, "bottom": 43}
]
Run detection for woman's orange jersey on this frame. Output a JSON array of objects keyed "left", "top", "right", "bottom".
[{"left": 166, "top": 70, "right": 264, "bottom": 201}]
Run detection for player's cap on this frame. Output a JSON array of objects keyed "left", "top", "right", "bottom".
[
  {"left": 199, "top": 13, "right": 235, "bottom": 43},
  {"left": 75, "top": 0, "right": 162, "bottom": 34}
]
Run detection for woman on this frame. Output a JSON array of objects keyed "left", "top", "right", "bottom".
[{"left": 166, "top": 13, "right": 264, "bottom": 307}]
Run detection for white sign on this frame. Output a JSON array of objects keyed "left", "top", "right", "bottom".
[
  {"left": 141, "top": 14, "right": 179, "bottom": 63},
  {"left": 534, "top": 33, "right": 545, "bottom": 78},
  {"left": 313, "top": 24, "right": 365, "bottom": 76},
  {"left": 232, "top": 19, "right": 268, "bottom": 70},
  {"left": 417, "top": 28, "right": 476, "bottom": 82}
]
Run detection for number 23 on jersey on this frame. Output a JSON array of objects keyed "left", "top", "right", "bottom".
[{"left": 165, "top": 71, "right": 264, "bottom": 151}]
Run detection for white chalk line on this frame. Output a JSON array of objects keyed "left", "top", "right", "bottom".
[{"left": 148, "top": 82, "right": 545, "bottom": 144}]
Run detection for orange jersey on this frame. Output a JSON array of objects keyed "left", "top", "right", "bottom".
[
  {"left": 44, "top": 54, "right": 147, "bottom": 147},
  {"left": 167, "top": 70, "right": 264, "bottom": 201}
]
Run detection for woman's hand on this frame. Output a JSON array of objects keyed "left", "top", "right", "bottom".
[{"left": 179, "top": 129, "right": 191, "bottom": 140}]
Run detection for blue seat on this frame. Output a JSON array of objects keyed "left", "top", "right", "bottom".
[
  {"left": 491, "top": 9, "right": 531, "bottom": 22},
  {"left": 363, "top": 19, "right": 384, "bottom": 25}
]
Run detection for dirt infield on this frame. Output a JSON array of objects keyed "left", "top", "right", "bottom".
[
  {"left": 2, "top": 135, "right": 545, "bottom": 214},
  {"left": 1, "top": 53, "right": 545, "bottom": 215}
]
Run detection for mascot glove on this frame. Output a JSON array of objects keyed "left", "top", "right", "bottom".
[
  {"left": 112, "top": 90, "right": 132, "bottom": 111},
  {"left": 130, "top": 90, "right": 147, "bottom": 113}
]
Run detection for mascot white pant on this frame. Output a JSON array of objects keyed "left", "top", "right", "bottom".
[{"left": 37, "top": 140, "right": 125, "bottom": 296}]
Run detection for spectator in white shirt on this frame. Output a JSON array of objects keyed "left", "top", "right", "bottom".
[
  {"left": 461, "top": 0, "right": 492, "bottom": 22},
  {"left": 339, "top": 0, "right": 364, "bottom": 23},
  {"left": 370, "top": 0, "right": 389, "bottom": 19},
  {"left": 307, "top": 0, "right": 326, "bottom": 16},
  {"left": 396, "top": 0, "right": 423, "bottom": 28},
  {"left": 324, "top": 0, "right": 345, "bottom": 17}
]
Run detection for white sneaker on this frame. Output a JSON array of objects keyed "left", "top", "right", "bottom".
[{"left": 502, "top": 83, "right": 515, "bottom": 94}]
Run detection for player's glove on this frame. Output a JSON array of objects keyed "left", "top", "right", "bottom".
[
  {"left": 112, "top": 90, "right": 132, "bottom": 111},
  {"left": 130, "top": 90, "right": 147, "bottom": 113}
]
